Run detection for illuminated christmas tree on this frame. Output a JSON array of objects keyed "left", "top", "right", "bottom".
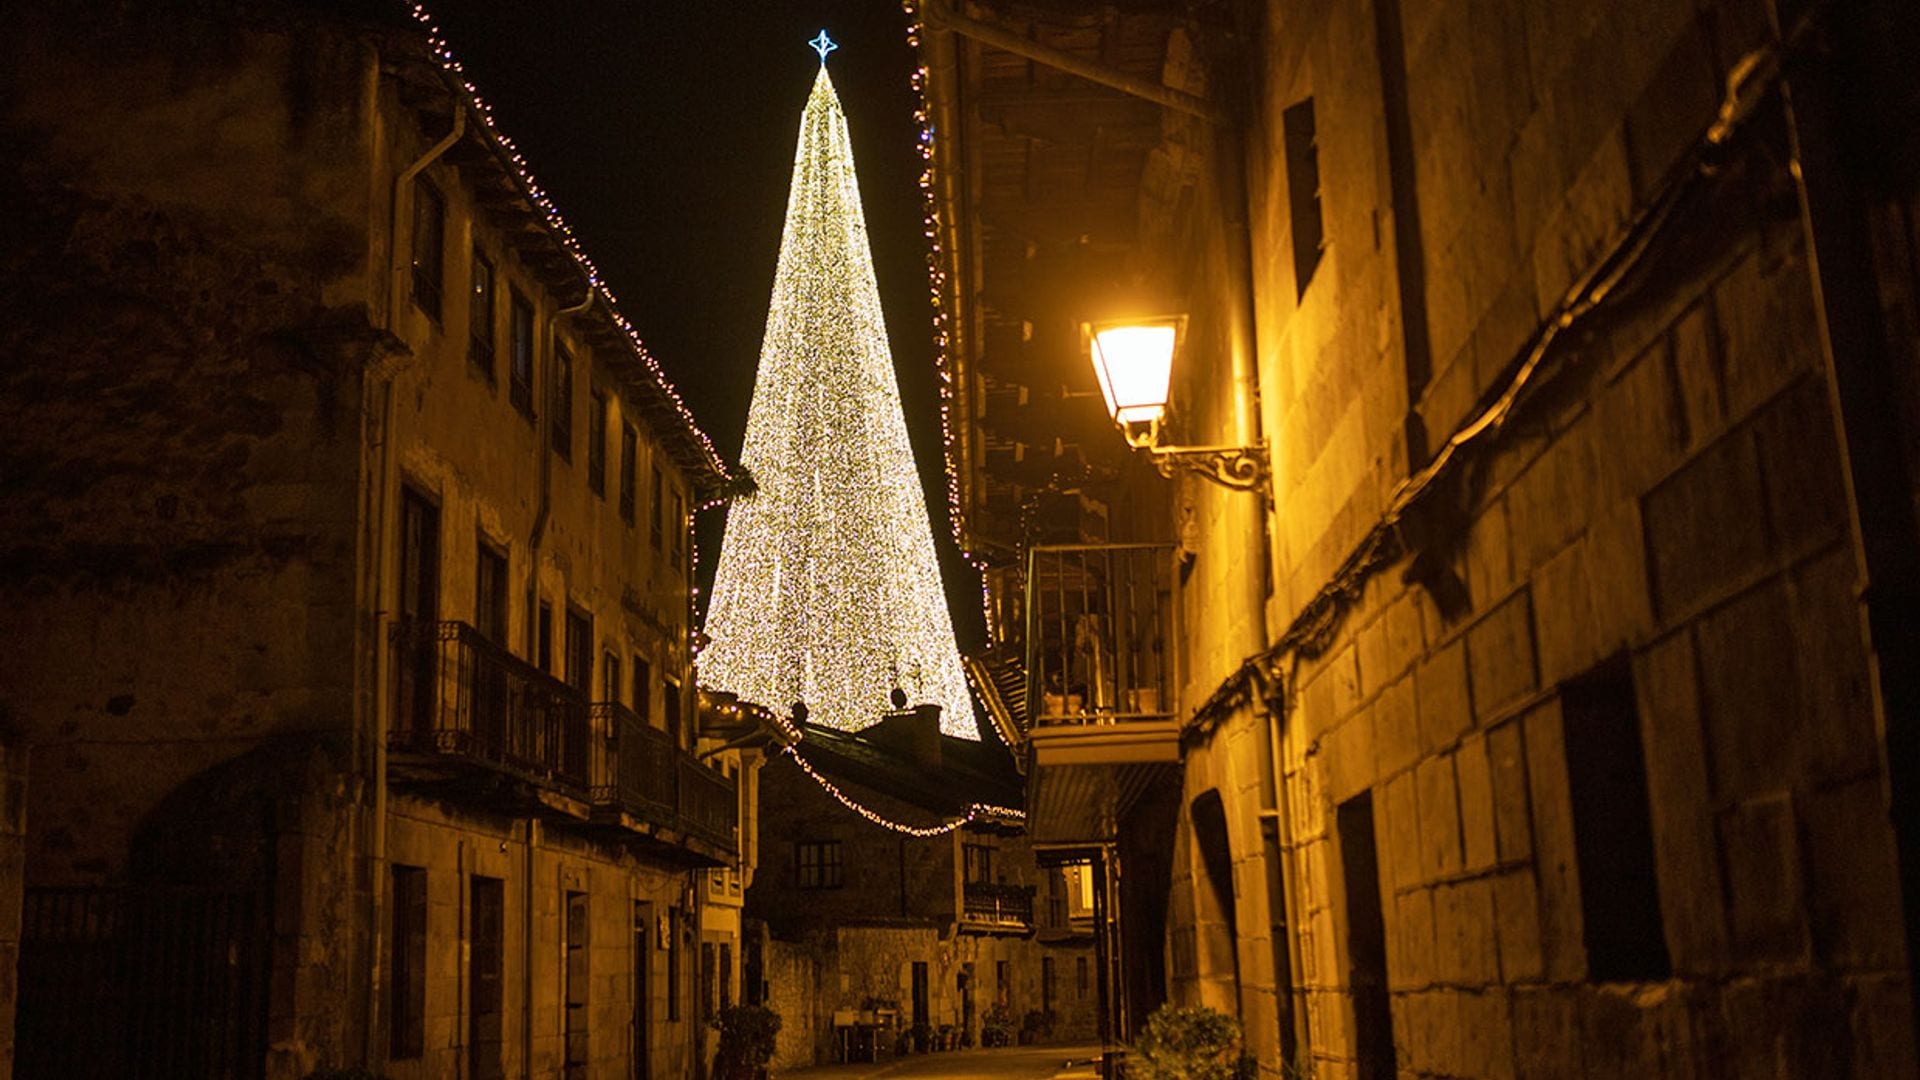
[{"left": 701, "top": 37, "right": 975, "bottom": 738}]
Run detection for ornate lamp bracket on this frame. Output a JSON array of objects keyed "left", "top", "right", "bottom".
[{"left": 1150, "top": 443, "right": 1271, "bottom": 492}]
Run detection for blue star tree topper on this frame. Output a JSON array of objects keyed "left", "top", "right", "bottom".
[{"left": 810, "top": 30, "right": 838, "bottom": 64}]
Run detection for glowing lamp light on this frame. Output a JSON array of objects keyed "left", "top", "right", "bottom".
[
  {"left": 1090, "top": 323, "right": 1179, "bottom": 430},
  {"left": 1086, "top": 315, "right": 1270, "bottom": 493}
]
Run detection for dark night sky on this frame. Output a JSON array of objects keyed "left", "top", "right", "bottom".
[{"left": 423, "top": 2, "right": 981, "bottom": 643}]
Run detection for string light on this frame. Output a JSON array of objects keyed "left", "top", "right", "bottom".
[
  {"left": 780, "top": 743, "right": 1022, "bottom": 837},
  {"left": 900, "top": 2, "right": 996, "bottom": 632},
  {"left": 403, "top": 2, "right": 733, "bottom": 491},
  {"left": 702, "top": 62, "right": 975, "bottom": 739}
]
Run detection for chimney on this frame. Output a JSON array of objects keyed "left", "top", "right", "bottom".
[{"left": 865, "top": 703, "right": 944, "bottom": 768}]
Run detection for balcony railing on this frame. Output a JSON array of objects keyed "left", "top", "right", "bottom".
[
  {"left": 590, "top": 702, "right": 738, "bottom": 854},
  {"left": 590, "top": 702, "right": 677, "bottom": 825},
  {"left": 390, "top": 620, "right": 592, "bottom": 794},
  {"left": 1024, "top": 543, "right": 1177, "bottom": 725},
  {"left": 962, "top": 883, "right": 1035, "bottom": 928},
  {"left": 677, "top": 755, "right": 739, "bottom": 851}
]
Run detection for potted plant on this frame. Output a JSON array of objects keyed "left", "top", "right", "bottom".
[
  {"left": 710, "top": 1004, "right": 782, "bottom": 1080},
  {"left": 1130, "top": 1004, "right": 1257, "bottom": 1080},
  {"left": 980, "top": 1003, "right": 1015, "bottom": 1048}
]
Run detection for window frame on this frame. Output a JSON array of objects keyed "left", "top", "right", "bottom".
[
  {"left": 587, "top": 388, "right": 608, "bottom": 496},
  {"left": 469, "top": 246, "right": 496, "bottom": 379},
  {"left": 509, "top": 289, "right": 536, "bottom": 419},
  {"left": 619, "top": 422, "right": 638, "bottom": 524},
  {"left": 795, "top": 839, "right": 844, "bottom": 890},
  {"left": 410, "top": 178, "right": 445, "bottom": 323},
  {"left": 551, "top": 345, "right": 575, "bottom": 461}
]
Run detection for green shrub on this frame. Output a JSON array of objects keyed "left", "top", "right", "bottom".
[
  {"left": 710, "top": 1003, "right": 782, "bottom": 1080},
  {"left": 1130, "top": 1004, "right": 1257, "bottom": 1080}
]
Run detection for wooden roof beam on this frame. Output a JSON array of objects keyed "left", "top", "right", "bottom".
[{"left": 922, "top": 0, "right": 1232, "bottom": 127}]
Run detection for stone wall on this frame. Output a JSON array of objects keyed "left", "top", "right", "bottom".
[{"left": 1141, "top": 0, "right": 1920, "bottom": 1076}]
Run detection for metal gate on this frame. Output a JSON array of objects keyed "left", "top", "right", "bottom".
[{"left": 17, "top": 885, "right": 271, "bottom": 1079}]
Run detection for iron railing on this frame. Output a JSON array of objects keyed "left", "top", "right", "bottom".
[
  {"left": 962, "top": 883, "right": 1036, "bottom": 927},
  {"left": 390, "top": 620, "right": 592, "bottom": 794},
  {"left": 590, "top": 701, "right": 738, "bottom": 852},
  {"left": 1024, "top": 543, "right": 1177, "bottom": 725},
  {"left": 678, "top": 754, "right": 740, "bottom": 851},
  {"left": 18, "top": 886, "right": 270, "bottom": 1078},
  {"left": 590, "top": 701, "right": 677, "bottom": 825}
]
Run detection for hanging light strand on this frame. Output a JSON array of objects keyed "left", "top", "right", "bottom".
[
  {"left": 402, "top": 2, "right": 730, "bottom": 487},
  {"left": 900, "top": 1, "right": 995, "bottom": 631},
  {"left": 780, "top": 743, "right": 1023, "bottom": 837}
]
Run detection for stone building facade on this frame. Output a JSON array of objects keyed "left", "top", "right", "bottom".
[
  {"left": 924, "top": 0, "right": 1920, "bottom": 1076},
  {"left": 0, "top": 3, "right": 766, "bottom": 1077},
  {"left": 747, "top": 709, "right": 1098, "bottom": 1069}
]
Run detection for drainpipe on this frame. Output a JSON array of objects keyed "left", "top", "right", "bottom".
[{"left": 367, "top": 100, "right": 465, "bottom": 1068}]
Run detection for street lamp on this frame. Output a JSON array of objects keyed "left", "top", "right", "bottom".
[{"left": 1086, "top": 317, "right": 1270, "bottom": 492}]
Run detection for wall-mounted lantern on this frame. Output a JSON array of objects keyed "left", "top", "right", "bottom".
[{"left": 1086, "top": 317, "right": 1270, "bottom": 492}]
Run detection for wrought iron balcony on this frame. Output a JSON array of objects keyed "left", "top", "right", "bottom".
[
  {"left": 589, "top": 702, "right": 677, "bottom": 826},
  {"left": 389, "top": 620, "right": 593, "bottom": 797},
  {"left": 1025, "top": 543, "right": 1177, "bottom": 725},
  {"left": 589, "top": 701, "right": 738, "bottom": 856},
  {"left": 677, "top": 754, "right": 740, "bottom": 852},
  {"left": 962, "top": 882, "right": 1035, "bottom": 931}
]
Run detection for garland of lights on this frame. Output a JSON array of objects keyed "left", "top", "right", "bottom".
[
  {"left": 403, "top": 3, "right": 729, "bottom": 486},
  {"left": 781, "top": 744, "right": 1023, "bottom": 837},
  {"left": 901, "top": 1, "right": 996, "bottom": 631},
  {"left": 701, "top": 60, "right": 975, "bottom": 739}
]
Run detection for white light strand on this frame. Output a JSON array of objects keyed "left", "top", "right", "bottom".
[
  {"left": 900, "top": 2, "right": 995, "bottom": 632},
  {"left": 403, "top": 2, "right": 731, "bottom": 487},
  {"left": 701, "top": 67, "right": 975, "bottom": 739},
  {"left": 780, "top": 744, "right": 1023, "bottom": 837}
]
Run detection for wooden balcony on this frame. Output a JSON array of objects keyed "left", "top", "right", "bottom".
[{"left": 961, "top": 882, "right": 1036, "bottom": 936}]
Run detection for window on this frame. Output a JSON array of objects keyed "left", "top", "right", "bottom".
[
  {"left": 411, "top": 179, "right": 444, "bottom": 321},
  {"left": 964, "top": 843, "right": 994, "bottom": 886},
  {"left": 537, "top": 600, "right": 553, "bottom": 673},
  {"left": 509, "top": 290, "right": 535, "bottom": 416},
  {"left": 587, "top": 389, "right": 607, "bottom": 496},
  {"left": 663, "top": 677, "right": 682, "bottom": 747},
  {"left": 911, "top": 961, "right": 929, "bottom": 1026},
  {"left": 604, "top": 651, "right": 622, "bottom": 705},
  {"left": 1563, "top": 656, "right": 1670, "bottom": 981},
  {"left": 619, "top": 423, "right": 638, "bottom": 523},
  {"left": 564, "top": 890, "right": 589, "bottom": 1073},
  {"left": 389, "top": 865, "right": 427, "bottom": 1059},
  {"left": 1282, "top": 97, "right": 1324, "bottom": 297},
  {"left": 476, "top": 538, "right": 508, "bottom": 643},
  {"left": 701, "top": 942, "right": 717, "bottom": 1024},
  {"left": 397, "top": 487, "right": 440, "bottom": 623},
  {"left": 795, "top": 840, "right": 843, "bottom": 889},
  {"left": 471, "top": 877, "right": 506, "bottom": 1080},
  {"left": 720, "top": 942, "right": 733, "bottom": 1010},
  {"left": 552, "top": 346, "right": 574, "bottom": 460},
  {"left": 1337, "top": 792, "right": 1396, "bottom": 1080},
  {"left": 650, "top": 465, "right": 664, "bottom": 548},
  {"left": 565, "top": 608, "right": 593, "bottom": 697},
  {"left": 632, "top": 655, "right": 652, "bottom": 723},
  {"left": 470, "top": 248, "right": 496, "bottom": 378},
  {"left": 670, "top": 489, "right": 686, "bottom": 571},
  {"left": 995, "top": 959, "right": 1009, "bottom": 1005}
]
